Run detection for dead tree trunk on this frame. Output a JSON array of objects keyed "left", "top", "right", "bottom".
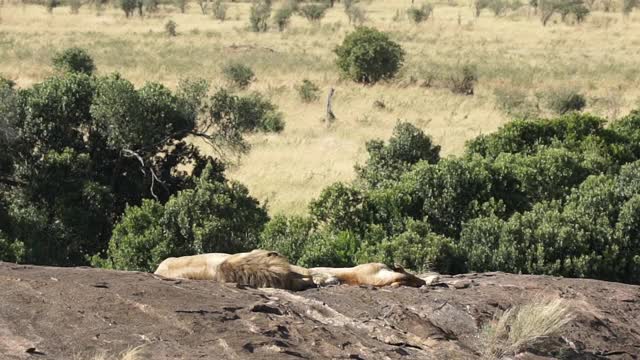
[{"left": 325, "top": 88, "right": 336, "bottom": 123}]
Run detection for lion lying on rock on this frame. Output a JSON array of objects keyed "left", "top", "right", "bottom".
[{"left": 154, "top": 250, "right": 425, "bottom": 290}]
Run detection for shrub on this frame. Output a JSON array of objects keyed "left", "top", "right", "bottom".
[
  {"left": 295, "top": 79, "right": 321, "bottom": 103},
  {"left": 259, "top": 215, "right": 314, "bottom": 264},
  {"left": 250, "top": 0, "right": 271, "bottom": 32},
  {"left": 493, "top": 85, "right": 539, "bottom": 119},
  {"left": 488, "top": 0, "right": 508, "bottom": 15},
  {"left": 557, "top": 0, "right": 590, "bottom": 22},
  {"left": 299, "top": 3, "right": 329, "bottom": 23},
  {"left": 91, "top": 199, "right": 166, "bottom": 272},
  {"left": 474, "top": 0, "right": 491, "bottom": 16},
  {"left": 144, "top": 0, "right": 158, "bottom": 13},
  {"left": 46, "top": 0, "right": 60, "bottom": 13},
  {"left": 406, "top": 3, "right": 434, "bottom": 23},
  {"left": 335, "top": 27, "right": 405, "bottom": 84},
  {"left": 222, "top": 62, "right": 255, "bottom": 89},
  {"left": 356, "top": 121, "right": 441, "bottom": 187},
  {"left": 0, "top": 230, "right": 25, "bottom": 263},
  {"left": 120, "top": 0, "right": 137, "bottom": 17},
  {"left": 539, "top": 0, "right": 589, "bottom": 25},
  {"left": 212, "top": 0, "right": 227, "bottom": 21},
  {"left": 69, "top": 0, "right": 81, "bottom": 14},
  {"left": 209, "top": 89, "right": 285, "bottom": 133},
  {"left": 297, "top": 230, "right": 359, "bottom": 268},
  {"left": 96, "top": 163, "right": 269, "bottom": 271},
  {"left": 345, "top": 4, "right": 366, "bottom": 25},
  {"left": 357, "top": 222, "right": 465, "bottom": 273},
  {"left": 52, "top": 47, "right": 96, "bottom": 75},
  {"left": 175, "top": 0, "right": 186, "bottom": 13},
  {"left": 274, "top": 5, "right": 294, "bottom": 31},
  {"left": 447, "top": 64, "right": 477, "bottom": 95},
  {"left": 623, "top": 0, "right": 638, "bottom": 15},
  {"left": 164, "top": 20, "right": 178, "bottom": 37},
  {"left": 309, "top": 183, "right": 366, "bottom": 233},
  {"left": 546, "top": 88, "right": 586, "bottom": 114}
]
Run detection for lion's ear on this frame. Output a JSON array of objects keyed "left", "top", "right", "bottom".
[{"left": 267, "top": 251, "right": 280, "bottom": 257}]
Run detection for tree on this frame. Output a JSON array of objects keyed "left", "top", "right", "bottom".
[
  {"left": 335, "top": 27, "right": 405, "bottom": 84},
  {"left": 250, "top": 0, "right": 271, "bottom": 32},
  {"left": 0, "top": 55, "right": 284, "bottom": 266},
  {"left": 356, "top": 121, "right": 440, "bottom": 187},
  {"left": 52, "top": 47, "right": 96, "bottom": 75},
  {"left": 95, "top": 163, "right": 269, "bottom": 271}
]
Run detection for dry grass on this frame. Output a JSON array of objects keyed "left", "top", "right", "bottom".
[
  {"left": 480, "top": 297, "right": 573, "bottom": 359},
  {"left": 76, "top": 346, "right": 144, "bottom": 360},
  {"left": 1, "top": 1, "right": 639, "bottom": 213}
]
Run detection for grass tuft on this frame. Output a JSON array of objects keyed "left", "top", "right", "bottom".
[{"left": 481, "top": 297, "right": 573, "bottom": 359}]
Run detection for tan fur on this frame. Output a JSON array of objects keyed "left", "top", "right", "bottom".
[
  {"left": 309, "top": 263, "right": 426, "bottom": 288},
  {"left": 154, "top": 250, "right": 316, "bottom": 291},
  {"left": 154, "top": 250, "right": 425, "bottom": 290}
]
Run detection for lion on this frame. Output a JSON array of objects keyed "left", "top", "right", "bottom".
[
  {"left": 154, "top": 250, "right": 318, "bottom": 291},
  {"left": 308, "top": 263, "right": 426, "bottom": 288},
  {"left": 154, "top": 250, "right": 425, "bottom": 290}
]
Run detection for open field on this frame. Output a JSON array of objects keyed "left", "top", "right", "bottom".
[{"left": 1, "top": 1, "right": 639, "bottom": 213}]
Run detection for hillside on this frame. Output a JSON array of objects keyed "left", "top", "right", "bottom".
[{"left": 1, "top": 262, "right": 639, "bottom": 359}]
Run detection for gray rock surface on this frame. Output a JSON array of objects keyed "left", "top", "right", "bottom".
[{"left": 1, "top": 262, "right": 639, "bottom": 359}]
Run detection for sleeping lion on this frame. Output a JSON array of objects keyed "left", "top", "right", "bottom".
[{"left": 154, "top": 249, "right": 426, "bottom": 290}]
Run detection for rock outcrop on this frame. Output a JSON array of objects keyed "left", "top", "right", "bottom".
[{"left": 1, "top": 262, "right": 639, "bottom": 359}]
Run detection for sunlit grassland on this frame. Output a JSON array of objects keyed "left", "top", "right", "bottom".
[{"left": 1, "top": 1, "right": 639, "bottom": 213}]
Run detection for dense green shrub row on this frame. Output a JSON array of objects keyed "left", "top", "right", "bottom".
[{"left": 260, "top": 112, "right": 640, "bottom": 284}]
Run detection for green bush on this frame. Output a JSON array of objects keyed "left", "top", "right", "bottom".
[
  {"left": 175, "top": 0, "right": 186, "bottom": 13},
  {"left": 212, "top": 0, "right": 227, "bottom": 21},
  {"left": 69, "top": 0, "right": 81, "bottom": 14},
  {"left": 345, "top": 4, "right": 366, "bottom": 25},
  {"left": 120, "top": 0, "right": 137, "bottom": 17},
  {"left": 309, "top": 183, "right": 367, "bottom": 233},
  {"left": 447, "top": 64, "right": 478, "bottom": 95},
  {"left": 623, "top": 0, "right": 639, "bottom": 15},
  {"left": 299, "top": 3, "right": 329, "bottom": 23},
  {"left": 357, "top": 220, "right": 466, "bottom": 273},
  {"left": 356, "top": 121, "right": 440, "bottom": 186},
  {"left": 493, "top": 85, "right": 539, "bottom": 119},
  {"left": 96, "top": 163, "right": 269, "bottom": 271},
  {"left": 250, "top": 0, "right": 271, "bottom": 32},
  {"left": 335, "top": 27, "right": 405, "bottom": 84},
  {"left": 52, "top": 47, "right": 96, "bottom": 75},
  {"left": 406, "top": 3, "right": 434, "bottom": 23},
  {"left": 274, "top": 5, "right": 294, "bottom": 31},
  {"left": 297, "top": 230, "right": 359, "bottom": 268},
  {"left": 208, "top": 89, "right": 285, "bottom": 133},
  {"left": 260, "top": 215, "right": 315, "bottom": 264},
  {"left": 222, "top": 62, "right": 255, "bottom": 89},
  {"left": 488, "top": 0, "right": 508, "bottom": 16},
  {"left": 0, "top": 230, "right": 25, "bottom": 263},
  {"left": 165, "top": 20, "right": 178, "bottom": 37},
  {"left": 546, "top": 88, "right": 587, "bottom": 114},
  {"left": 46, "top": 0, "right": 60, "bottom": 13},
  {"left": 91, "top": 199, "right": 166, "bottom": 271},
  {"left": 474, "top": 0, "right": 491, "bottom": 16},
  {"left": 295, "top": 79, "right": 320, "bottom": 103}
]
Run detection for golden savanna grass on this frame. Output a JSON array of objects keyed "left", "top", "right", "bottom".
[
  {"left": 1, "top": 1, "right": 639, "bottom": 213},
  {"left": 481, "top": 297, "right": 573, "bottom": 359},
  {"left": 74, "top": 346, "right": 144, "bottom": 360}
]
